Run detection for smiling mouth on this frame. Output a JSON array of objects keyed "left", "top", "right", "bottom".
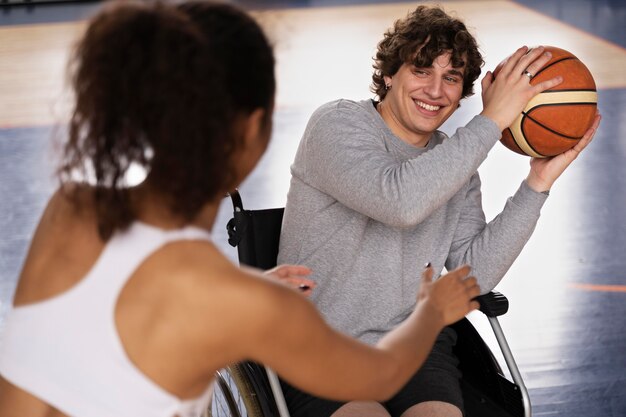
[{"left": 415, "top": 100, "right": 441, "bottom": 112}]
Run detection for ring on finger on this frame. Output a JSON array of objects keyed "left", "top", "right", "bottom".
[{"left": 523, "top": 70, "right": 534, "bottom": 80}]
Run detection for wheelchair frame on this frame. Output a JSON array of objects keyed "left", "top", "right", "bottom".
[{"left": 223, "top": 189, "right": 532, "bottom": 417}]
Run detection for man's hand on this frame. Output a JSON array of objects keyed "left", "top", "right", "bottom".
[
  {"left": 526, "top": 112, "right": 601, "bottom": 192},
  {"left": 481, "top": 46, "right": 563, "bottom": 131}
]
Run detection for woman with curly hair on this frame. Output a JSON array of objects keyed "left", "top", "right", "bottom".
[
  {"left": 277, "top": 5, "right": 600, "bottom": 417},
  {"left": 0, "top": 2, "right": 482, "bottom": 417}
]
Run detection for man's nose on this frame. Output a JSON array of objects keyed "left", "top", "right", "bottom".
[{"left": 424, "top": 77, "right": 443, "bottom": 98}]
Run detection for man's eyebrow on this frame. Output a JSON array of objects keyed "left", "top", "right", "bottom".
[
  {"left": 411, "top": 63, "right": 465, "bottom": 77},
  {"left": 446, "top": 68, "right": 465, "bottom": 77}
]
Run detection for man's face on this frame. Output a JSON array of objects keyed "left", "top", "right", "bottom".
[{"left": 381, "top": 52, "right": 465, "bottom": 147}]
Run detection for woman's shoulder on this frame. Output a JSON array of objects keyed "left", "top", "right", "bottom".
[
  {"left": 11, "top": 184, "right": 102, "bottom": 305},
  {"left": 45, "top": 183, "right": 98, "bottom": 224},
  {"left": 166, "top": 247, "right": 292, "bottom": 308},
  {"left": 154, "top": 248, "right": 305, "bottom": 343},
  {"left": 30, "top": 183, "right": 99, "bottom": 246}
]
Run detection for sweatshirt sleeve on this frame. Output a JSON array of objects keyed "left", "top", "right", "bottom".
[
  {"left": 297, "top": 102, "right": 503, "bottom": 228},
  {"left": 445, "top": 178, "right": 549, "bottom": 292}
]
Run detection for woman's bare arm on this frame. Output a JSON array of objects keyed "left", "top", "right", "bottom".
[{"left": 227, "top": 264, "right": 479, "bottom": 401}]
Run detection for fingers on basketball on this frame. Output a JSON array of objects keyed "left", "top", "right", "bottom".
[{"left": 499, "top": 46, "right": 598, "bottom": 158}]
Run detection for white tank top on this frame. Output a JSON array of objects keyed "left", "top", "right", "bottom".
[{"left": 0, "top": 222, "right": 214, "bottom": 417}]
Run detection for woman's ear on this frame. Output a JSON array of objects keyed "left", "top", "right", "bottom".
[
  {"left": 243, "top": 108, "right": 268, "bottom": 148},
  {"left": 233, "top": 108, "right": 271, "bottom": 186}
]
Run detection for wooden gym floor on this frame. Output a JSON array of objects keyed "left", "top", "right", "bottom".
[{"left": 0, "top": 0, "right": 625, "bottom": 415}]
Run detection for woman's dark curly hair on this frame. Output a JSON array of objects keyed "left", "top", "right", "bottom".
[
  {"left": 372, "top": 5, "right": 484, "bottom": 100},
  {"left": 58, "top": 1, "right": 275, "bottom": 239}
]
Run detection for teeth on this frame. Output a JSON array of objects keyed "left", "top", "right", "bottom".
[{"left": 416, "top": 100, "right": 440, "bottom": 111}]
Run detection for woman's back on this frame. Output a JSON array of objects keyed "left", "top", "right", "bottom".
[{"left": 0, "top": 187, "right": 239, "bottom": 416}]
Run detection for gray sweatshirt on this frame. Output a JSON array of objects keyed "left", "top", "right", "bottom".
[{"left": 278, "top": 99, "right": 547, "bottom": 344}]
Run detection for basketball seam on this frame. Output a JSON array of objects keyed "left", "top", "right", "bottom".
[
  {"left": 504, "top": 127, "right": 526, "bottom": 154},
  {"left": 517, "top": 114, "right": 545, "bottom": 157},
  {"left": 532, "top": 56, "right": 576, "bottom": 79},
  {"left": 524, "top": 103, "right": 595, "bottom": 140},
  {"left": 508, "top": 114, "right": 545, "bottom": 158}
]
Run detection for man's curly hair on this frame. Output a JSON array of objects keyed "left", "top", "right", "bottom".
[{"left": 372, "top": 5, "right": 484, "bottom": 100}]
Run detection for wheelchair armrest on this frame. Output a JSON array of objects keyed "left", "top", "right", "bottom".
[{"left": 476, "top": 291, "right": 509, "bottom": 317}]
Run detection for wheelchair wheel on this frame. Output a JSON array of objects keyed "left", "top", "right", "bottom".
[{"left": 206, "top": 364, "right": 266, "bottom": 417}]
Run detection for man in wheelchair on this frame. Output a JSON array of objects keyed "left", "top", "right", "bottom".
[{"left": 277, "top": 5, "right": 597, "bottom": 417}]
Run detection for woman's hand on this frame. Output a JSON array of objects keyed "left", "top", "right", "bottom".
[
  {"left": 417, "top": 264, "right": 481, "bottom": 327},
  {"left": 264, "top": 264, "right": 316, "bottom": 296},
  {"left": 526, "top": 112, "right": 601, "bottom": 192}
]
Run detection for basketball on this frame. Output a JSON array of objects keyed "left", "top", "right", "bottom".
[{"left": 494, "top": 46, "right": 597, "bottom": 158}]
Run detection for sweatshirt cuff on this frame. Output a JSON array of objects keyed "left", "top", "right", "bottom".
[{"left": 509, "top": 179, "right": 549, "bottom": 217}]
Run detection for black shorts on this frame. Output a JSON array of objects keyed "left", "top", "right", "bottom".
[{"left": 279, "top": 327, "right": 463, "bottom": 417}]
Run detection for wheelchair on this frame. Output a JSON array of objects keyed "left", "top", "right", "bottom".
[{"left": 208, "top": 189, "right": 532, "bottom": 417}]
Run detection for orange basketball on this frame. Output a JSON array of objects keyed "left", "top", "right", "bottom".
[{"left": 494, "top": 46, "right": 597, "bottom": 158}]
